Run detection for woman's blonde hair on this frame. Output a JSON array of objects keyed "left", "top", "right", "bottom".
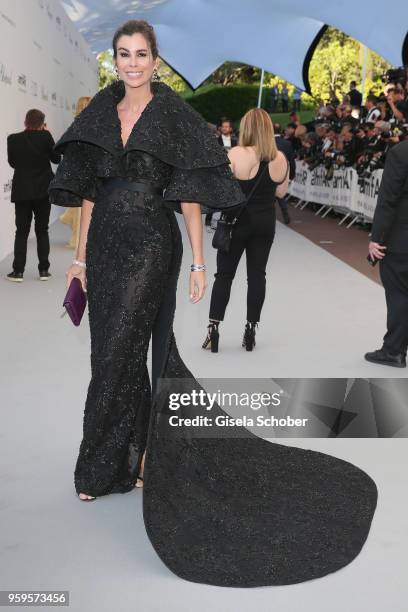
[
  {"left": 75, "top": 96, "right": 92, "bottom": 117},
  {"left": 238, "top": 108, "right": 277, "bottom": 161}
]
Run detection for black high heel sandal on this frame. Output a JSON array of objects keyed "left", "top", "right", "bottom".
[
  {"left": 242, "top": 322, "right": 258, "bottom": 351},
  {"left": 202, "top": 321, "right": 220, "bottom": 353}
]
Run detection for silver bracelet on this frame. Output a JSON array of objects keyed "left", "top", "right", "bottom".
[
  {"left": 72, "top": 259, "right": 86, "bottom": 269},
  {"left": 191, "top": 263, "right": 206, "bottom": 272}
]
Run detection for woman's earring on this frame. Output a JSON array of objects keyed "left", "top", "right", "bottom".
[
  {"left": 114, "top": 66, "right": 119, "bottom": 80},
  {"left": 152, "top": 67, "right": 160, "bottom": 82}
]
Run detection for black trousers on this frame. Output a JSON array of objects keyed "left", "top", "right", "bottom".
[
  {"left": 379, "top": 253, "right": 408, "bottom": 356},
  {"left": 209, "top": 209, "right": 275, "bottom": 323},
  {"left": 12, "top": 197, "right": 51, "bottom": 273}
]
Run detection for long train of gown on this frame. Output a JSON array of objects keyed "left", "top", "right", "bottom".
[{"left": 141, "top": 210, "right": 378, "bottom": 588}]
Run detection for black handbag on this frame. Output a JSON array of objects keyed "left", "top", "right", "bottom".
[{"left": 212, "top": 161, "right": 269, "bottom": 253}]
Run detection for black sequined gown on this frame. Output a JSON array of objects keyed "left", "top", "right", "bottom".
[{"left": 50, "top": 80, "right": 377, "bottom": 588}]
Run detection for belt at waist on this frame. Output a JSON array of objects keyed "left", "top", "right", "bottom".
[{"left": 100, "top": 178, "right": 163, "bottom": 196}]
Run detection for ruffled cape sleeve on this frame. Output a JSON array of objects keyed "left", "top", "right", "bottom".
[
  {"left": 163, "top": 162, "right": 245, "bottom": 215},
  {"left": 48, "top": 140, "right": 99, "bottom": 207}
]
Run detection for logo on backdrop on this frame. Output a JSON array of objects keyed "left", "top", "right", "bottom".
[
  {"left": 332, "top": 167, "right": 352, "bottom": 190},
  {"left": 30, "top": 81, "right": 38, "bottom": 97},
  {"left": 17, "top": 74, "right": 27, "bottom": 93},
  {"left": 311, "top": 166, "right": 331, "bottom": 188},
  {"left": 295, "top": 167, "right": 308, "bottom": 185},
  {"left": 0, "top": 63, "right": 12, "bottom": 86},
  {"left": 358, "top": 174, "right": 381, "bottom": 199},
  {"left": 51, "top": 91, "right": 57, "bottom": 106}
]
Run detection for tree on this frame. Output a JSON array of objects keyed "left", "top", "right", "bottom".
[{"left": 309, "top": 27, "right": 391, "bottom": 102}]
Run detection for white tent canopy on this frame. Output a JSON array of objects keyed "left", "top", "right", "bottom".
[{"left": 61, "top": 0, "right": 408, "bottom": 90}]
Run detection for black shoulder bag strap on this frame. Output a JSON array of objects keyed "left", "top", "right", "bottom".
[{"left": 225, "top": 160, "right": 270, "bottom": 224}]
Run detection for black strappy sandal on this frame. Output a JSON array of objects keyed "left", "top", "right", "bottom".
[{"left": 202, "top": 321, "right": 220, "bottom": 353}]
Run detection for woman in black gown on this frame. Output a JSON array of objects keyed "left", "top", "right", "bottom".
[{"left": 50, "top": 20, "right": 378, "bottom": 588}]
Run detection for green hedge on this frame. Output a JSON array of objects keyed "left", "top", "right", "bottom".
[{"left": 184, "top": 84, "right": 315, "bottom": 125}]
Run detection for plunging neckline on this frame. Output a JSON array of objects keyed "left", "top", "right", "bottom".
[{"left": 116, "top": 91, "right": 155, "bottom": 150}]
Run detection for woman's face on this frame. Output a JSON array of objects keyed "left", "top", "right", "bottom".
[{"left": 114, "top": 33, "right": 157, "bottom": 89}]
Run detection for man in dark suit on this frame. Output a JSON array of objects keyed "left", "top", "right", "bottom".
[
  {"left": 365, "top": 140, "right": 408, "bottom": 368},
  {"left": 6, "top": 109, "right": 61, "bottom": 281},
  {"left": 274, "top": 123, "right": 295, "bottom": 224}
]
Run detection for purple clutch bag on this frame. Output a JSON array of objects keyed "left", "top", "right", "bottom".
[{"left": 61, "top": 277, "right": 87, "bottom": 326}]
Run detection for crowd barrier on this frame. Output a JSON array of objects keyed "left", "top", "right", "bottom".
[{"left": 288, "top": 161, "right": 383, "bottom": 227}]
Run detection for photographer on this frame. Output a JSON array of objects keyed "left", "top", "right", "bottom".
[
  {"left": 355, "top": 122, "right": 387, "bottom": 176},
  {"left": 297, "top": 131, "right": 321, "bottom": 169},
  {"left": 386, "top": 84, "right": 408, "bottom": 124},
  {"left": 337, "top": 126, "right": 363, "bottom": 167},
  {"left": 284, "top": 122, "right": 302, "bottom": 152},
  {"left": 364, "top": 94, "right": 381, "bottom": 123},
  {"left": 6, "top": 109, "right": 61, "bottom": 282}
]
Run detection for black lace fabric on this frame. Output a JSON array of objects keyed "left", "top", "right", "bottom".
[{"left": 49, "top": 80, "right": 377, "bottom": 587}]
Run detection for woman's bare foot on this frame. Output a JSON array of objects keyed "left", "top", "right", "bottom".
[
  {"left": 78, "top": 492, "right": 96, "bottom": 501},
  {"left": 135, "top": 451, "right": 146, "bottom": 488}
]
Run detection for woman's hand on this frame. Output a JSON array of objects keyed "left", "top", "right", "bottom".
[
  {"left": 66, "top": 264, "right": 87, "bottom": 292},
  {"left": 189, "top": 270, "right": 207, "bottom": 303}
]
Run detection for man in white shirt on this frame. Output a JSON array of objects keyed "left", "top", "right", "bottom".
[{"left": 217, "top": 118, "right": 238, "bottom": 150}]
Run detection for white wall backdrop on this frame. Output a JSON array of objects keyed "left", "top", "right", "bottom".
[{"left": 0, "top": 0, "right": 99, "bottom": 261}]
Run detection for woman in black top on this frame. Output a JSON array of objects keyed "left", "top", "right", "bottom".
[{"left": 203, "top": 108, "right": 289, "bottom": 352}]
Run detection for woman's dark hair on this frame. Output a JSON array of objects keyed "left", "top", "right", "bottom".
[
  {"left": 112, "top": 20, "right": 159, "bottom": 59},
  {"left": 25, "top": 109, "right": 45, "bottom": 129}
]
